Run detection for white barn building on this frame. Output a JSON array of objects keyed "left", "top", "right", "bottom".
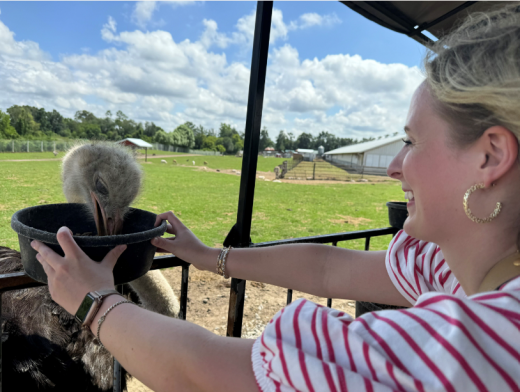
[{"left": 323, "top": 135, "right": 405, "bottom": 176}]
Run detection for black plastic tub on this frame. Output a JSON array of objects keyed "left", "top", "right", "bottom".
[
  {"left": 11, "top": 203, "right": 167, "bottom": 285},
  {"left": 386, "top": 201, "right": 408, "bottom": 230}
]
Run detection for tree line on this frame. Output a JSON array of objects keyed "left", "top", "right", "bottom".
[{"left": 0, "top": 105, "right": 388, "bottom": 154}]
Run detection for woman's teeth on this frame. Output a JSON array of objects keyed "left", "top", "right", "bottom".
[{"left": 405, "top": 191, "right": 414, "bottom": 201}]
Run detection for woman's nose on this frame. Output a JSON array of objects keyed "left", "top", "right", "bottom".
[{"left": 387, "top": 148, "right": 405, "bottom": 179}]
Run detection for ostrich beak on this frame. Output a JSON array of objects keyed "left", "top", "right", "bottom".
[{"left": 90, "top": 192, "right": 124, "bottom": 236}]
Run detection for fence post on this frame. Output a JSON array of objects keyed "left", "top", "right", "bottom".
[
  {"left": 12, "top": 140, "right": 14, "bottom": 153},
  {"left": 27, "top": 141, "right": 29, "bottom": 153},
  {"left": 313, "top": 163, "right": 316, "bottom": 180},
  {"left": 41, "top": 141, "right": 43, "bottom": 152}
]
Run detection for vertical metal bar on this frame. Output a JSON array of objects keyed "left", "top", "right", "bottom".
[
  {"left": 355, "top": 237, "right": 372, "bottom": 317},
  {"left": 313, "top": 163, "right": 316, "bottom": 180},
  {"left": 113, "top": 360, "right": 122, "bottom": 392},
  {"left": 113, "top": 285, "right": 123, "bottom": 392},
  {"left": 226, "top": 1, "right": 273, "bottom": 338},
  {"left": 0, "top": 292, "right": 3, "bottom": 392},
  {"left": 179, "top": 264, "right": 190, "bottom": 320},
  {"left": 286, "top": 289, "right": 293, "bottom": 305},
  {"left": 327, "top": 241, "right": 338, "bottom": 308}
]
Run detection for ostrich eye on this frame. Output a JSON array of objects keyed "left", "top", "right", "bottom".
[{"left": 96, "top": 179, "right": 109, "bottom": 196}]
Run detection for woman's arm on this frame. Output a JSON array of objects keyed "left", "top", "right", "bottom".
[
  {"left": 89, "top": 296, "right": 257, "bottom": 392},
  {"left": 153, "top": 212, "right": 409, "bottom": 306},
  {"left": 32, "top": 228, "right": 257, "bottom": 392}
]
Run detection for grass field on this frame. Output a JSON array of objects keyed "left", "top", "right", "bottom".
[
  {"left": 0, "top": 149, "right": 186, "bottom": 161},
  {"left": 0, "top": 156, "right": 404, "bottom": 252},
  {"left": 150, "top": 155, "right": 288, "bottom": 172}
]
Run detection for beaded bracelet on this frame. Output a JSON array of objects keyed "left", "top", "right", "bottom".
[{"left": 96, "top": 300, "right": 134, "bottom": 350}]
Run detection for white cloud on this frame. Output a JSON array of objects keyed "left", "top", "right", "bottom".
[
  {"left": 132, "top": 1, "right": 157, "bottom": 29},
  {"left": 0, "top": 11, "right": 423, "bottom": 140},
  {"left": 296, "top": 13, "right": 341, "bottom": 29},
  {"left": 131, "top": 1, "right": 198, "bottom": 29}
]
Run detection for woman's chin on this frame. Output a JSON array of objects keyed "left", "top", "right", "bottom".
[{"left": 402, "top": 217, "right": 416, "bottom": 237}]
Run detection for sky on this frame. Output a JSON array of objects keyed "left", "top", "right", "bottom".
[{"left": 0, "top": 1, "right": 427, "bottom": 140}]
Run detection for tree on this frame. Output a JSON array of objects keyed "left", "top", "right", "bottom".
[
  {"left": 258, "top": 128, "right": 274, "bottom": 152},
  {"left": 48, "top": 110, "right": 65, "bottom": 135},
  {"left": 219, "top": 123, "right": 238, "bottom": 138},
  {"left": 144, "top": 122, "right": 162, "bottom": 138},
  {"left": 7, "top": 107, "right": 40, "bottom": 137},
  {"left": 232, "top": 133, "right": 244, "bottom": 153},
  {"left": 172, "top": 124, "right": 195, "bottom": 148},
  {"left": 202, "top": 135, "right": 218, "bottom": 151},
  {"left": 74, "top": 110, "right": 97, "bottom": 123},
  {"left": 276, "top": 130, "right": 289, "bottom": 152},
  {"left": 154, "top": 130, "right": 169, "bottom": 145},
  {"left": 295, "top": 132, "right": 313, "bottom": 149},
  {"left": 0, "top": 110, "right": 19, "bottom": 139}
]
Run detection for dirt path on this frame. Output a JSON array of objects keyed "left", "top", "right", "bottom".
[{"left": 127, "top": 266, "right": 357, "bottom": 391}]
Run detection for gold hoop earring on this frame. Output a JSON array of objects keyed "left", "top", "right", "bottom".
[{"left": 463, "top": 183, "right": 502, "bottom": 224}]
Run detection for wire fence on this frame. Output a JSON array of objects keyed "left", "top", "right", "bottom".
[
  {"left": 284, "top": 160, "right": 389, "bottom": 181},
  {"left": 0, "top": 140, "right": 82, "bottom": 153},
  {"left": 0, "top": 140, "right": 222, "bottom": 156}
]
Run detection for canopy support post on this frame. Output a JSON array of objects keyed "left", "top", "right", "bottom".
[{"left": 225, "top": 0, "right": 272, "bottom": 338}]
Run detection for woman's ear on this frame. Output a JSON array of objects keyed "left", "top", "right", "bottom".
[{"left": 478, "top": 126, "right": 519, "bottom": 186}]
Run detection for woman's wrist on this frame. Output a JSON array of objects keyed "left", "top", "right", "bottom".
[
  {"left": 88, "top": 294, "right": 127, "bottom": 335},
  {"left": 201, "top": 247, "right": 222, "bottom": 272}
]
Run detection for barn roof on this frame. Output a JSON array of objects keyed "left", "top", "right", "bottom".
[
  {"left": 324, "top": 134, "right": 404, "bottom": 155},
  {"left": 118, "top": 138, "right": 154, "bottom": 148}
]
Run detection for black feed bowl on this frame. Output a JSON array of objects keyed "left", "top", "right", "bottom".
[
  {"left": 11, "top": 203, "right": 167, "bottom": 285},
  {"left": 386, "top": 201, "right": 408, "bottom": 230}
]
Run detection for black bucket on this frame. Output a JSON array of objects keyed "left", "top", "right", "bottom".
[
  {"left": 386, "top": 201, "right": 408, "bottom": 230},
  {"left": 11, "top": 203, "right": 167, "bottom": 285}
]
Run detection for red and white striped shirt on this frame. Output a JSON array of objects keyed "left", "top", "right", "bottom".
[{"left": 252, "top": 230, "right": 520, "bottom": 391}]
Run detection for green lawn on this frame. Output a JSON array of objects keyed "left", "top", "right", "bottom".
[
  {"left": 149, "top": 155, "right": 288, "bottom": 172},
  {"left": 0, "top": 157, "right": 404, "bottom": 252},
  {"left": 135, "top": 149, "right": 189, "bottom": 156},
  {"left": 0, "top": 152, "right": 66, "bottom": 160}
]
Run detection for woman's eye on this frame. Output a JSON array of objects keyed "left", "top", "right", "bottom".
[
  {"left": 96, "top": 179, "right": 109, "bottom": 195},
  {"left": 402, "top": 138, "right": 412, "bottom": 145}
]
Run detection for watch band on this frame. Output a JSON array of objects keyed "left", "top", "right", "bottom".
[{"left": 75, "top": 289, "right": 121, "bottom": 328}]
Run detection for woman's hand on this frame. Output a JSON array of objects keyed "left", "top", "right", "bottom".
[
  {"left": 152, "top": 211, "right": 217, "bottom": 271},
  {"left": 31, "top": 226, "right": 126, "bottom": 315}
]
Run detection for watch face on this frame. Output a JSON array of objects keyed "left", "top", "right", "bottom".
[{"left": 75, "top": 294, "right": 96, "bottom": 323}]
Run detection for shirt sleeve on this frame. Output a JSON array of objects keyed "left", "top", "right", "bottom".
[
  {"left": 252, "top": 295, "right": 520, "bottom": 392},
  {"left": 385, "top": 230, "right": 465, "bottom": 305}
]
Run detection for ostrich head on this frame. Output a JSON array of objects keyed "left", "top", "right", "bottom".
[{"left": 62, "top": 143, "right": 142, "bottom": 236}]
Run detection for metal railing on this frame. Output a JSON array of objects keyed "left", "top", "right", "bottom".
[
  {"left": 251, "top": 227, "right": 398, "bottom": 310},
  {"left": 0, "top": 226, "right": 397, "bottom": 391}
]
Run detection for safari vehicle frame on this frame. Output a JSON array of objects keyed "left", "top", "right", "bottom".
[{"left": 0, "top": 2, "right": 502, "bottom": 391}]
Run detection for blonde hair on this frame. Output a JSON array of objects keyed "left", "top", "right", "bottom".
[{"left": 425, "top": 3, "right": 520, "bottom": 147}]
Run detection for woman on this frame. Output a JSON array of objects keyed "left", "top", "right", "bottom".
[{"left": 31, "top": 4, "right": 520, "bottom": 391}]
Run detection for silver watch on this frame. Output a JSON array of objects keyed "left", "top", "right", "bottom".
[{"left": 74, "top": 289, "right": 120, "bottom": 328}]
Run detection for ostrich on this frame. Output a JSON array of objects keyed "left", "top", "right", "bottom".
[
  {"left": 0, "top": 245, "right": 139, "bottom": 391},
  {"left": 61, "top": 142, "right": 180, "bottom": 317},
  {"left": 0, "top": 142, "right": 180, "bottom": 390}
]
